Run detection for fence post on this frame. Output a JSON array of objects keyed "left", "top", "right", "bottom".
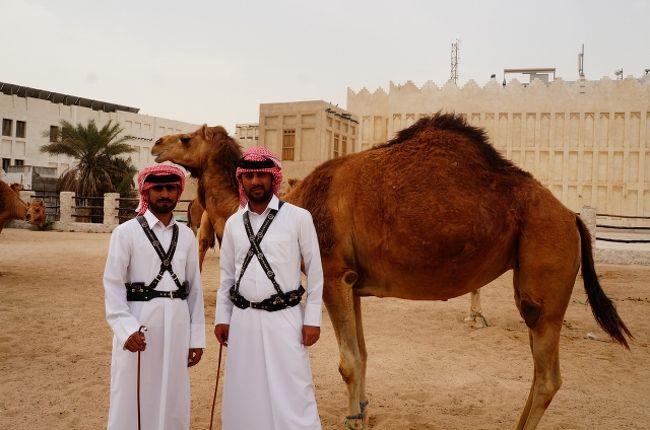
[
  {"left": 579, "top": 205, "right": 597, "bottom": 244},
  {"left": 103, "top": 193, "right": 120, "bottom": 228},
  {"left": 60, "top": 192, "right": 75, "bottom": 224}
]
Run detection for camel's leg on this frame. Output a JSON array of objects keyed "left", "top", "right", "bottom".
[
  {"left": 515, "top": 321, "right": 563, "bottom": 430},
  {"left": 512, "top": 248, "right": 577, "bottom": 429},
  {"left": 197, "top": 211, "right": 214, "bottom": 271},
  {"left": 323, "top": 269, "right": 365, "bottom": 430},
  {"left": 464, "top": 289, "right": 489, "bottom": 328},
  {"left": 353, "top": 294, "right": 369, "bottom": 426},
  {"left": 212, "top": 216, "right": 225, "bottom": 248}
]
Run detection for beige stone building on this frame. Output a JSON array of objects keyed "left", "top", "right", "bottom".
[
  {"left": 235, "top": 122, "right": 260, "bottom": 150},
  {"left": 0, "top": 81, "right": 199, "bottom": 185},
  {"left": 347, "top": 76, "right": 650, "bottom": 216},
  {"left": 258, "top": 101, "right": 358, "bottom": 179}
]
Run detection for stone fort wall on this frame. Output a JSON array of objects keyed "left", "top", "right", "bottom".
[{"left": 347, "top": 76, "right": 650, "bottom": 216}]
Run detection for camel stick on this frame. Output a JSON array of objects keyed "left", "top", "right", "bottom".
[
  {"left": 137, "top": 325, "right": 146, "bottom": 430},
  {"left": 209, "top": 343, "right": 224, "bottom": 430}
]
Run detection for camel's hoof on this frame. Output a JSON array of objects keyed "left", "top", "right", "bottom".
[
  {"left": 344, "top": 417, "right": 364, "bottom": 430},
  {"left": 465, "top": 313, "right": 489, "bottom": 329}
]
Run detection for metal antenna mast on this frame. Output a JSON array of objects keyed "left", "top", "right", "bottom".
[
  {"left": 578, "top": 44, "right": 585, "bottom": 79},
  {"left": 450, "top": 39, "right": 460, "bottom": 84}
]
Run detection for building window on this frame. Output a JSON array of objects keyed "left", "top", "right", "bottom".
[
  {"left": 341, "top": 136, "right": 348, "bottom": 155},
  {"left": 333, "top": 134, "right": 340, "bottom": 158},
  {"left": 50, "top": 125, "right": 60, "bottom": 142},
  {"left": 16, "top": 121, "right": 26, "bottom": 138},
  {"left": 282, "top": 129, "right": 295, "bottom": 161},
  {"left": 14, "top": 159, "right": 24, "bottom": 166},
  {"left": 2, "top": 158, "right": 10, "bottom": 171},
  {"left": 2, "top": 119, "right": 12, "bottom": 136}
]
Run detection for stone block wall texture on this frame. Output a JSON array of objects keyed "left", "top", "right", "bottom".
[{"left": 348, "top": 76, "right": 650, "bottom": 216}]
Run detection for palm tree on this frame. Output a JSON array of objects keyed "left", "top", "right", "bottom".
[
  {"left": 111, "top": 156, "right": 139, "bottom": 198},
  {"left": 41, "top": 119, "right": 137, "bottom": 197}
]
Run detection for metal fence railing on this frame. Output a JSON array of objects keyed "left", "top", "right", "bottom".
[
  {"left": 72, "top": 196, "right": 104, "bottom": 223},
  {"left": 596, "top": 213, "right": 650, "bottom": 244},
  {"left": 32, "top": 190, "right": 60, "bottom": 221}
]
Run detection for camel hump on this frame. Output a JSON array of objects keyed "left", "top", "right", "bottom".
[
  {"left": 379, "top": 111, "right": 529, "bottom": 177},
  {"left": 387, "top": 112, "right": 487, "bottom": 147}
]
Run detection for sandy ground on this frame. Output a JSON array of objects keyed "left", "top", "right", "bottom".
[{"left": 0, "top": 228, "right": 648, "bottom": 430}]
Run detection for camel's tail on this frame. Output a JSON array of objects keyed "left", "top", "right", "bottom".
[{"left": 576, "top": 216, "right": 633, "bottom": 349}]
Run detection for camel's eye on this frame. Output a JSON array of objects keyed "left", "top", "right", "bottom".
[{"left": 180, "top": 136, "right": 191, "bottom": 145}]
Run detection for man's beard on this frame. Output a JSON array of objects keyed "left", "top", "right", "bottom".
[
  {"left": 148, "top": 199, "right": 177, "bottom": 214},
  {"left": 246, "top": 187, "right": 273, "bottom": 204}
]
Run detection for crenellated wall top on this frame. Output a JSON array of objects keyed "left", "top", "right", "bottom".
[{"left": 348, "top": 76, "right": 650, "bottom": 114}]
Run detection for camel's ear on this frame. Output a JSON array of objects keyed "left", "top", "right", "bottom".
[{"left": 200, "top": 124, "right": 212, "bottom": 140}]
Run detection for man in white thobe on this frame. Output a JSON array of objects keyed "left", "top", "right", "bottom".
[
  {"left": 215, "top": 147, "right": 323, "bottom": 430},
  {"left": 104, "top": 165, "right": 205, "bottom": 430}
]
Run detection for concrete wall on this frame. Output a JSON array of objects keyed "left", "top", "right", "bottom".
[{"left": 348, "top": 76, "right": 650, "bottom": 216}]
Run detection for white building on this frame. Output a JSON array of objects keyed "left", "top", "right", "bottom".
[{"left": 1, "top": 81, "right": 199, "bottom": 188}]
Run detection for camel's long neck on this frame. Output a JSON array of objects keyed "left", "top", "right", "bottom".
[{"left": 199, "top": 169, "right": 240, "bottom": 220}]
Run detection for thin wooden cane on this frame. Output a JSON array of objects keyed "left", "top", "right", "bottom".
[
  {"left": 137, "top": 326, "right": 146, "bottom": 430},
  {"left": 209, "top": 343, "right": 224, "bottom": 430}
]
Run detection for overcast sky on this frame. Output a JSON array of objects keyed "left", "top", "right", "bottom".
[{"left": 3, "top": 0, "right": 649, "bottom": 132}]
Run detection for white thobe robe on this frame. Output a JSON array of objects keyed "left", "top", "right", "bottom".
[
  {"left": 215, "top": 195, "right": 324, "bottom": 430},
  {"left": 104, "top": 210, "right": 205, "bottom": 430}
]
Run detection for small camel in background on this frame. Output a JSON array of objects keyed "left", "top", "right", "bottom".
[{"left": 0, "top": 182, "right": 47, "bottom": 234}]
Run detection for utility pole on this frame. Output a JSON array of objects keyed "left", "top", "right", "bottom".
[{"left": 450, "top": 39, "right": 459, "bottom": 85}]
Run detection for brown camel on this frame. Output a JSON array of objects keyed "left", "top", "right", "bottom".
[
  {"left": 152, "top": 126, "right": 238, "bottom": 270},
  {"left": 152, "top": 114, "right": 631, "bottom": 430},
  {"left": 0, "top": 182, "right": 46, "bottom": 233}
]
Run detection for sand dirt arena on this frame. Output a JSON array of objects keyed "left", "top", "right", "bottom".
[{"left": 0, "top": 228, "right": 648, "bottom": 429}]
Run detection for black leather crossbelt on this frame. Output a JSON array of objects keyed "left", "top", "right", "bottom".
[{"left": 230, "top": 201, "right": 304, "bottom": 312}]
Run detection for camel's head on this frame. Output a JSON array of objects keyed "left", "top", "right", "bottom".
[
  {"left": 25, "top": 200, "right": 46, "bottom": 226},
  {"left": 152, "top": 125, "right": 232, "bottom": 178},
  {"left": 10, "top": 183, "right": 23, "bottom": 193}
]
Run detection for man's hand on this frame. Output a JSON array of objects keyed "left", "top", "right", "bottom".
[
  {"left": 123, "top": 330, "right": 146, "bottom": 352},
  {"left": 302, "top": 325, "right": 320, "bottom": 347},
  {"left": 188, "top": 348, "right": 203, "bottom": 367},
  {"left": 214, "top": 324, "right": 229, "bottom": 346}
]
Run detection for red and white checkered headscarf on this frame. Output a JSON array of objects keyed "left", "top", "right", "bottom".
[
  {"left": 235, "top": 147, "right": 283, "bottom": 207},
  {"left": 135, "top": 164, "right": 186, "bottom": 215}
]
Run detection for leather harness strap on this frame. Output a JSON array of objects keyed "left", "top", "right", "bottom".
[
  {"left": 126, "top": 216, "right": 188, "bottom": 301},
  {"left": 229, "top": 201, "right": 304, "bottom": 312}
]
